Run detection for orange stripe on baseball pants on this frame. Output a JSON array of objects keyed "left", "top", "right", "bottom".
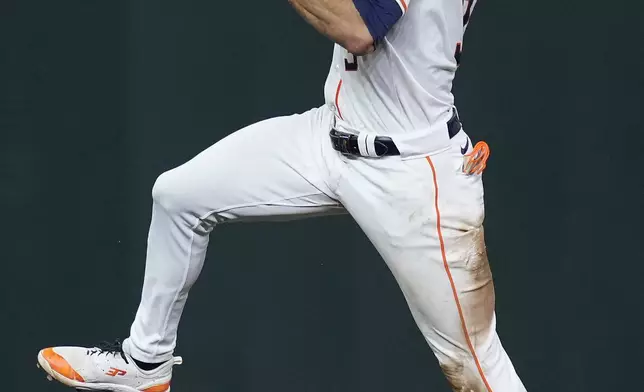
[{"left": 425, "top": 155, "right": 494, "bottom": 392}]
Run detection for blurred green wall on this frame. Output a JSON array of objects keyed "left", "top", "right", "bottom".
[{"left": 2, "top": 1, "right": 642, "bottom": 391}]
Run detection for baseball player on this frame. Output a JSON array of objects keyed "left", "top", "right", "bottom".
[{"left": 37, "top": 0, "right": 527, "bottom": 391}]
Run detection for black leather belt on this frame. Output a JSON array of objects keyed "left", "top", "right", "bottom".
[{"left": 330, "top": 110, "right": 462, "bottom": 157}]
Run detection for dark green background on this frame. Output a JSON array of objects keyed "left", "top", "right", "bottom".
[{"left": 2, "top": 1, "right": 642, "bottom": 391}]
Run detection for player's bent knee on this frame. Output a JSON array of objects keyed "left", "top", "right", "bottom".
[{"left": 151, "top": 169, "right": 192, "bottom": 214}]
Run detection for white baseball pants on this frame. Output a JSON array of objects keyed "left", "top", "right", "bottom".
[{"left": 122, "top": 105, "right": 526, "bottom": 391}]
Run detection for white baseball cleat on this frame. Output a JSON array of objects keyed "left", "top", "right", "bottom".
[{"left": 36, "top": 340, "right": 182, "bottom": 392}]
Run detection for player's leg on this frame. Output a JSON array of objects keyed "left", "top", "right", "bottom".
[
  {"left": 37, "top": 106, "right": 345, "bottom": 391},
  {"left": 123, "top": 106, "right": 343, "bottom": 365},
  {"left": 337, "top": 133, "right": 526, "bottom": 391}
]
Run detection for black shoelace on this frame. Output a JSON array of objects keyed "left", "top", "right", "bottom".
[{"left": 87, "top": 339, "right": 129, "bottom": 364}]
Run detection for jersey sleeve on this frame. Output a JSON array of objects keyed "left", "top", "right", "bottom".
[
  {"left": 393, "top": 0, "right": 409, "bottom": 13},
  {"left": 353, "top": 0, "right": 411, "bottom": 42}
]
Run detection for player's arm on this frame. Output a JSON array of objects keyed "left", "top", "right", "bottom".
[{"left": 288, "top": 0, "right": 409, "bottom": 55}]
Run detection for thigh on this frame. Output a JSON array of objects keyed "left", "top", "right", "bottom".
[
  {"left": 157, "top": 106, "right": 345, "bottom": 224},
  {"left": 337, "top": 132, "right": 493, "bottom": 363}
]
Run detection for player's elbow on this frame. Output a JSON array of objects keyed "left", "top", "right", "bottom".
[
  {"left": 342, "top": 26, "right": 374, "bottom": 55},
  {"left": 349, "top": 0, "right": 405, "bottom": 54}
]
